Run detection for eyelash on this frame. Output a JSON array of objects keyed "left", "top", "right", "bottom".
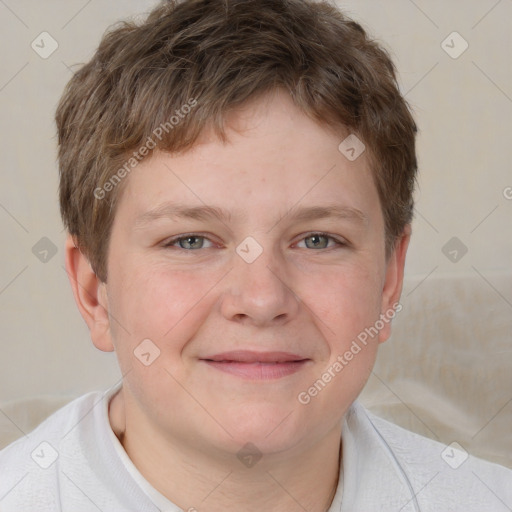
[{"left": 162, "top": 232, "right": 347, "bottom": 251}]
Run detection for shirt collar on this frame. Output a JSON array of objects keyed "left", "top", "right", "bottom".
[
  {"left": 333, "top": 400, "right": 420, "bottom": 512},
  {"left": 102, "top": 386, "right": 420, "bottom": 512}
]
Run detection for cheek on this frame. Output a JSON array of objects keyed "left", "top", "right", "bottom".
[
  {"left": 107, "top": 261, "right": 218, "bottom": 352},
  {"left": 301, "top": 262, "right": 383, "bottom": 346},
  {"left": 296, "top": 267, "right": 382, "bottom": 418},
  {"left": 105, "top": 265, "right": 215, "bottom": 398}
]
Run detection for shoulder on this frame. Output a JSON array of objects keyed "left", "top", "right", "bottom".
[
  {"left": 0, "top": 391, "right": 107, "bottom": 510},
  {"left": 0, "top": 390, "right": 102, "bottom": 461},
  {"left": 351, "top": 401, "right": 512, "bottom": 510}
]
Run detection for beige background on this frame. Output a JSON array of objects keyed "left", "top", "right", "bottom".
[{"left": 0, "top": 0, "right": 511, "bottom": 464}]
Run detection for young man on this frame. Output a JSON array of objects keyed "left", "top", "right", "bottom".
[{"left": 1, "top": 0, "right": 511, "bottom": 510}]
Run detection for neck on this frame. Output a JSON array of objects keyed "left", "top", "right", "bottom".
[{"left": 109, "top": 389, "right": 342, "bottom": 512}]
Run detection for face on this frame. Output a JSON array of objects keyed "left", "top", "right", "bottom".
[{"left": 77, "top": 89, "right": 408, "bottom": 459}]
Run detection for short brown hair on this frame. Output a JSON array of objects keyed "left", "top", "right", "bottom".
[{"left": 56, "top": 0, "right": 417, "bottom": 283}]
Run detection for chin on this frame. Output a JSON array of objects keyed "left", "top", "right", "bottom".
[{"left": 212, "top": 403, "right": 308, "bottom": 454}]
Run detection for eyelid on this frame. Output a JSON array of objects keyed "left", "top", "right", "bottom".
[
  {"left": 293, "top": 231, "right": 347, "bottom": 249},
  {"left": 162, "top": 233, "right": 217, "bottom": 249}
]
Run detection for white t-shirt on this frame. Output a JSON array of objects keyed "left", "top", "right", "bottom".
[{"left": 0, "top": 383, "right": 511, "bottom": 511}]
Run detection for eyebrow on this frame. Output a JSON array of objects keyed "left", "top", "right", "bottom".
[
  {"left": 133, "top": 202, "right": 367, "bottom": 229},
  {"left": 134, "top": 203, "right": 236, "bottom": 228},
  {"left": 283, "top": 204, "right": 367, "bottom": 225}
]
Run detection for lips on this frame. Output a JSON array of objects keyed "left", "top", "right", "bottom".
[
  {"left": 200, "top": 350, "right": 310, "bottom": 380},
  {"left": 204, "top": 350, "right": 306, "bottom": 363}
]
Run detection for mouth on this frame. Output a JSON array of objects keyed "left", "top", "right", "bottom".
[{"left": 200, "top": 351, "right": 310, "bottom": 380}]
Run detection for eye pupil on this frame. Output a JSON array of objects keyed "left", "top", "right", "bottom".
[
  {"left": 180, "top": 236, "right": 203, "bottom": 249},
  {"left": 305, "top": 234, "right": 328, "bottom": 249}
]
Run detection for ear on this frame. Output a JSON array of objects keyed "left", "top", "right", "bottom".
[
  {"left": 64, "top": 233, "right": 114, "bottom": 352},
  {"left": 378, "top": 224, "right": 411, "bottom": 343}
]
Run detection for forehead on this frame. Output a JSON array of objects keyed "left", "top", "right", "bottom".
[{"left": 114, "top": 90, "right": 379, "bottom": 228}]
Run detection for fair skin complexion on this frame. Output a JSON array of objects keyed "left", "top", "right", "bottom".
[{"left": 65, "top": 89, "right": 410, "bottom": 512}]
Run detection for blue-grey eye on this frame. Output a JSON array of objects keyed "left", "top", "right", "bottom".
[
  {"left": 177, "top": 235, "right": 206, "bottom": 249},
  {"left": 165, "top": 235, "right": 214, "bottom": 250},
  {"left": 299, "top": 233, "right": 339, "bottom": 249}
]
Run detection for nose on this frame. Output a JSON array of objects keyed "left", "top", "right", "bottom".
[{"left": 219, "top": 244, "right": 300, "bottom": 327}]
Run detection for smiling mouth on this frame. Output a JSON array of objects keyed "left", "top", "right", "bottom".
[{"left": 200, "top": 351, "right": 310, "bottom": 380}]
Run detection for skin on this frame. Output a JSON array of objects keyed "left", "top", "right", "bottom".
[{"left": 65, "top": 88, "right": 410, "bottom": 512}]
